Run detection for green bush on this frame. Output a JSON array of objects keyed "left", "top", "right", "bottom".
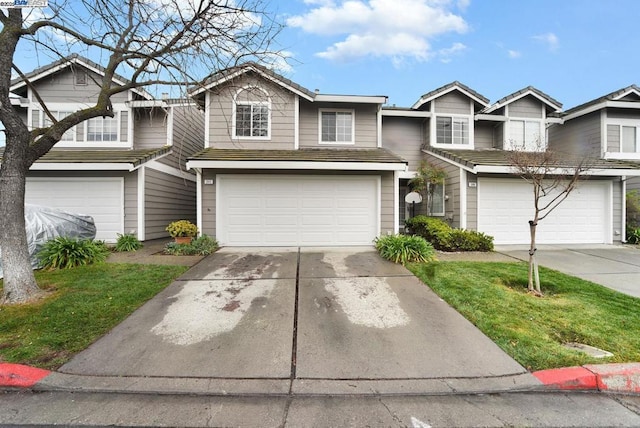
[
  {"left": 375, "top": 234, "right": 437, "bottom": 265},
  {"left": 114, "top": 233, "right": 143, "bottom": 252},
  {"left": 405, "top": 215, "right": 494, "bottom": 252},
  {"left": 164, "top": 235, "right": 219, "bottom": 256},
  {"left": 627, "top": 190, "right": 640, "bottom": 230},
  {"left": 627, "top": 227, "right": 640, "bottom": 245},
  {"left": 37, "top": 237, "right": 110, "bottom": 270}
]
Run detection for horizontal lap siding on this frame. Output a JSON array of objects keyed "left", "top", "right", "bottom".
[
  {"left": 466, "top": 171, "right": 477, "bottom": 231},
  {"left": 423, "top": 154, "right": 460, "bottom": 227},
  {"left": 207, "top": 74, "right": 295, "bottom": 150},
  {"left": 381, "top": 116, "right": 425, "bottom": 171},
  {"left": 34, "top": 68, "right": 128, "bottom": 104},
  {"left": 134, "top": 109, "right": 167, "bottom": 150},
  {"left": 474, "top": 122, "right": 496, "bottom": 149},
  {"left": 124, "top": 172, "right": 138, "bottom": 235},
  {"left": 433, "top": 91, "right": 471, "bottom": 115},
  {"left": 160, "top": 105, "right": 204, "bottom": 171},
  {"left": 607, "top": 125, "right": 620, "bottom": 152},
  {"left": 508, "top": 96, "right": 543, "bottom": 118},
  {"left": 202, "top": 170, "right": 217, "bottom": 237},
  {"left": 381, "top": 172, "right": 394, "bottom": 235},
  {"left": 548, "top": 111, "right": 601, "bottom": 157},
  {"left": 299, "top": 101, "right": 378, "bottom": 148},
  {"left": 613, "top": 179, "right": 623, "bottom": 243},
  {"left": 144, "top": 168, "right": 196, "bottom": 240}
]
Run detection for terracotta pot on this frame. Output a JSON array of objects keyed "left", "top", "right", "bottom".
[{"left": 174, "top": 236, "right": 193, "bottom": 245}]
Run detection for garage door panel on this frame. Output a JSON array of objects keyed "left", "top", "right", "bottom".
[
  {"left": 218, "top": 175, "right": 378, "bottom": 246},
  {"left": 25, "top": 178, "right": 123, "bottom": 242},
  {"left": 478, "top": 178, "right": 610, "bottom": 244}
]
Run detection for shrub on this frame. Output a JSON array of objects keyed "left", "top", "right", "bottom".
[
  {"left": 627, "top": 190, "right": 640, "bottom": 230},
  {"left": 405, "top": 215, "right": 494, "bottom": 252},
  {"left": 165, "top": 220, "right": 198, "bottom": 238},
  {"left": 114, "top": 233, "right": 143, "bottom": 252},
  {"left": 375, "top": 234, "right": 437, "bottom": 265},
  {"left": 164, "top": 235, "right": 219, "bottom": 256},
  {"left": 37, "top": 237, "right": 110, "bottom": 270},
  {"left": 627, "top": 227, "right": 640, "bottom": 245}
]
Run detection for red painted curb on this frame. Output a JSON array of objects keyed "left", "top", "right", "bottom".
[
  {"left": 0, "top": 363, "right": 51, "bottom": 388},
  {"left": 584, "top": 363, "right": 640, "bottom": 394},
  {"left": 532, "top": 366, "right": 598, "bottom": 390}
]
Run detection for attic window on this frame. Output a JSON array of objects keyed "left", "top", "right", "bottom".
[{"left": 75, "top": 70, "right": 87, "bottom": 85}]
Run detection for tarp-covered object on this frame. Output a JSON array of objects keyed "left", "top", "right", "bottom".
[{"left": 0, "top": 204, "right": 97, "bottom": 278}]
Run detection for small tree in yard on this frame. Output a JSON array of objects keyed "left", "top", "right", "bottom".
[
  {"left": 508, "top": 147, "right": 591, "bottom": 295},
  {"left": 409, "top": 160, "right": 447, "bottom": 216},
  {"left": 0, "top": 1, "right": 284, "bottom": 304}
]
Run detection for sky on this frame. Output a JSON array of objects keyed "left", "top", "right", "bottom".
[
  {"left": 273, "top": 0, "right": 640, "bottom": 109},
  {"left": 7, "top": 0, "right": 640, "bottom": 112}
]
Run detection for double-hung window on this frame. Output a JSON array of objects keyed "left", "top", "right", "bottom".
[
  {"left": 508, "top": 119, "right": 544, "bottom": 151},
  {"left": 436, "top": 116, "right": 469, "bottom": 145},
  {"left": 320, "top": 110, "right": 354, "bottom": 144},
  {"left": 44, "top": 111, "right": 75, "bottom": 141},
  {"left": 621, "top": 125, "right": 640, "bottom": 153},
  {"left": 235, "top": 103, "right": 269, "bottom": 138},
  {"left": 87, "top": 114, "right": 118, "bottom": 141}
]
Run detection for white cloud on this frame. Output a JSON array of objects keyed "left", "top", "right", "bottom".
[
  {"left": 533, "top": 32, "right": 559, "bottom": 52},
  {"left": 287, "top": 0, "right": 468, "bottom": 63},
  {"left": 438, "top": 42, "right": 466, "bottom": 63},
  {"left": 508, "top": 49, "right": 521, "bottom": 58}
]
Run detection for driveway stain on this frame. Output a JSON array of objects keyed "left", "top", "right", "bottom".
[
  {"left": 150, "top": 279, "right": 278, "bottom": 345},
  {"left": 324, "top": 277, "right": 409, "bottom": 328}
]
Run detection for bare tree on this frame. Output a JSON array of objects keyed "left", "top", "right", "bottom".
[
  {"left": 508, "top": 146, "right": 591, "bottom": 295},
  {"left": 0, "top": 0, "right": 284, "bottom": 304}
]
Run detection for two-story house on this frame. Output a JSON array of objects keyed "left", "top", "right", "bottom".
[
  {"left": 3, "top": 55, "right": 204, "bottom": 242},
  {"left": 186, "top": 63, "right": 407, "bottom": 246}
]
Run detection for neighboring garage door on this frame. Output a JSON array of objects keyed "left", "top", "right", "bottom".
[
  {"left": 217, "top": 175, "right": 379, "bottom": 246},
  {"left": 477, "top": 178, "right": 611, "bottom": 244},
  {"left": 25, "top": 178, "right": 124, "bottom": 242}
]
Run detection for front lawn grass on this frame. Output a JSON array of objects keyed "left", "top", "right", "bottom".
[
  {"left": 408, "top": 261, "right": 640, "bottom": 371},
  {"left": 0, "top": 263, "right": 188, "bottom": 369}
]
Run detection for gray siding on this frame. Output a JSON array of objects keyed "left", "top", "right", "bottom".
[
  {"left": 607, "top": 109, "right": 640, "bottom": 120},
  {"left": 201, "top": 170, "right": 217, "bottom": 237},
  {"left": 433, "top": 91, "right": 470, "bottom": 115},
  {"left": 613, "top": 179, "right": 623, "bottom": 244},
  {"left": 299, "top": 100, "right": 378, "bottom": 148},
  {"left": 33, "top": 68, "right": 128, "bottom": 105},
  {"left": 144, "top": 167, "right": 197, "bottom": 240},
  {"left": 466, "top": 171, "right": 477, "bottom": 231},
  {"left": 508, "top": 96, "right": 543, "bottom": 118},
  {"left": 124, "top": 171, "right": 138, "bottom": 235},
  {"left": 607, "top": 125, "right": 620, "bottom": 152},
  {"left": 134, "top": 108, "right": 167, "bottom": 149},
  {"left": 381, "top": 116, "right": 425, "bottom": 171},
  {"left": 627, "top": 177, "right": 640, "bottom": 194},
  {"left": 381, "top": 172, "right": 394, "bottom": 235},
  {"left": 474, "top": 122, "right": 495, "bottom": 149},
  {"left": 160, "top": 104, "right": 204, "bottom": 171},
  {"left": 207, "top": 73, "right": 295, "bottom": 150},
  {"left": 548, "top": 111, "right": 601, "bottom": 156}
]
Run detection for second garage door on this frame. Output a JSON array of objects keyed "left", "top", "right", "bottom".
[
  {"left": 477, "top": 178, "right": 611, "bottom": 245},
  {"left": 217, "top": 175, "right": 379, "bottom": 246},
  {"left": 25, "top": 178, "right": 124, "bottom": 242}
]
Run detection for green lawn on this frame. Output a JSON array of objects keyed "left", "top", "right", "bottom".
[
  {"left": 408, "top": 261, "right": 640, "bottom": 371},
  {"left": 0, "top": 263, "right": 188, "bottom": 369}
]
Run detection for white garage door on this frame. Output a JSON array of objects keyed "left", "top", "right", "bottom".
[
  {"left": 477, "top": 178, "right": 611, "bottom": 244},
  {"left": 217, "top": 175, "right": 379, "bottom": 246},
  {"left": 26, "top": 178, "right": 124, "bottom": 242}
]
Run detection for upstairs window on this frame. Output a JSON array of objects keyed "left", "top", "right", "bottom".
[
  {"left": 436, "top": 116, "right": 469, "bottom": 145},
  {"left": 44, "top": 111, "right": 75, "bottom": 141},
  {"left": 621, "top": 126, "right": 640, "bottom": 153},
  {"left": 87, "top": 115, "right": 118, "bottom": 141},
  {"left": 320, "top": 110, "right": 354, "bottom": 144},
  {"left": 235, "top": 103, "right": 269, "bottom": 137},
  {"left": 508, "top": 119, "right": 544, "bottom": 151}
]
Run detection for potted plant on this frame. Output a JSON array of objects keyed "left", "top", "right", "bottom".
[{"left": 166, "top": 220, "right": 198, "bottom": 244}]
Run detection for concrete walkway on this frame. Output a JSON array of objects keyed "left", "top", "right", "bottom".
[{"left": 40, "top": 247, "right": 540, "bottom": 396}]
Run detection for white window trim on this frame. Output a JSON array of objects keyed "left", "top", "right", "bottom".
[
  {"left": 318, "top": 108, "right": 356, "bottom": 145},
  {"left": 430, "top": 113, "right": 474, "bottom": 149},
  {"left": 429, "top": 183, "right": 446, "bottom": 217},
  {"left": 33, "top": 102, "right": 131, "bottom": 148},
  {"left": 231, "top": 85, "right": 272, "bottom": 140},
  {"left": 504, "top": 118, "right": 546, "bottom": 151},
  {"left": 605, "top": 118, "right": 640, "bottom": 157}
]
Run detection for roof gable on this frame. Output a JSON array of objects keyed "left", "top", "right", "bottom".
[
  {"left": 564, "top": 84, "right": 640, "bottom": 117},
  {"left": 10, "top": 54, "right": 151, "bottom": 100},
  {"left": 483, "top": 86, "right": 562, "bottom": 114},
  {"left": 411, "top": 81, "right": 490, "bottom": 110}
]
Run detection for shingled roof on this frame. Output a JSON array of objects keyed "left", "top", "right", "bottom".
[
  {"left": 412, "top": 81, "right": 490, "bottom": 110},
  {"left": 562, "top": 84, "right": 640, "bottom": 116},
  {"left": 483, "top": 86, "right": 563, "bottom": 114},
  {"left": 427, "top": 147, "right": 640, "bottom": 172},
  {"left": 189, "top": 147, "right": 407, "bottom": 164},
  {"left": 0, "top": 147, "right": 171, "bottom": 168}
]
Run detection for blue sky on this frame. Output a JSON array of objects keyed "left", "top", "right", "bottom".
[{"left": 276, "top": 0, "right": 640, "bottom": 109}]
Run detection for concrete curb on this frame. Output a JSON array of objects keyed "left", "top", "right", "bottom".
[
  {"left": 533, "top": 363, "right": 640, "bottom": 394},
  {"left": 0, "top": 363, "right": 51, "bottom": 388}
]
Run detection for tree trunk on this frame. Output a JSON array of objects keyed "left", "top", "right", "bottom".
[
  {"left": 0, "top": 138, "right": 41, "bottom": 304},
  {"left": 528, "top": 219, "right": 542, "bottom": 295}
]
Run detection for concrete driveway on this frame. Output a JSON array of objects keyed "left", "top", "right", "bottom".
[
  {"left": 498, "top": 245, "right": 640, "bottom": 298},
  {"left": 58, "top": 247, "right": 538, "bottom": 394}
]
